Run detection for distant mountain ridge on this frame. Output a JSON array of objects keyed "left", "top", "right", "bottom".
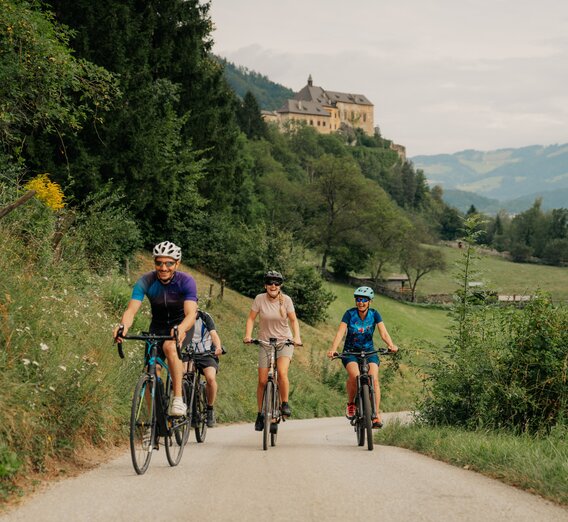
[{"left": 411, "top": 144, "right": 568, "bottom": 213}]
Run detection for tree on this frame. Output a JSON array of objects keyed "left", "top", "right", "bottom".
[
  {"left": 0, "top": 0, "right": 117, "bottom": 159},
  {"left": 399, "top": 242, "right": 446, "bottom": 301},
  {"left": 305, "top": 154, "right": 372, "bottom": 270},
  {"left": 237, "top": 91, "right": 267, "bottom": 140}
]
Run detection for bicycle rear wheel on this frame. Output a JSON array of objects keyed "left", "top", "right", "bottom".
[
  {"left": 165, "top": 380, "right": 190, "bottom": 466},
  {"left": 362, "top": 384, "right": 374, "bottom": 451},
  {"left": 194, "top": 380, "right": 208, "bottom": 443},
  {"left": 262, "top": 381, "right": 274, "bottom": 450},
  {"left": 130, "top": 374, "right": 155, "bottom": 475}
]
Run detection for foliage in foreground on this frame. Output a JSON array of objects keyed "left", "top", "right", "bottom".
[{"left": 419, "top": 217, "right": 568, "bottom": 434}]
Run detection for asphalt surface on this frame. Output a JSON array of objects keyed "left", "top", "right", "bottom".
[{"left": 2, "top": 414, "right": 567, "bottom": 522}]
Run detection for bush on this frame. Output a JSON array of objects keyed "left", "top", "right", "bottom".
[{"left": 420, "top": 217, "right": 568, "bottom": 434}]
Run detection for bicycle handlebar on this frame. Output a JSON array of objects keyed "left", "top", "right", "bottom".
[
  {"left": 244, "top": 338, "right": 301, "bottom": 348},
  {"left": 115, "top": 325, "right": 180, "bottom": 359},
  {"left": 331, "top": 347, "right": 395, "bottom": 360}
]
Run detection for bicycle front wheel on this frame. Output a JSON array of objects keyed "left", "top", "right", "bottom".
[
  {"left": 130, "top": 374, "right": 155, "bottom": 475},
  {"left": 262, "top": 381, "right": 274, "bottom": 451},
  {"left": 271, "top": 388, "right": 280, "bottom": 447},
  {"left": 194, "top": 381, "right": 208, "bottom": 443},
  {"left": 165, "top": 380, "right": 190, "bottom": 466},
  {"left": 362, "top": 384, "right": 374, "bottom": 451}
]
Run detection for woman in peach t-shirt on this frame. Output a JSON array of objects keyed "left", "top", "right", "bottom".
[{"left": 244, "top": 270, "right": 302, "bottom": 432}]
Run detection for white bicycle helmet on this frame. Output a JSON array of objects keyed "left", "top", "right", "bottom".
[
  {"left": 152, "top": 241, "right": 181, "bottom": 260},
  {"left": 354, "top": 286, "right": 374, "bottom": 300}
]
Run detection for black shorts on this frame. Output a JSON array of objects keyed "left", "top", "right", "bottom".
[{"left": 183, "top": 352, "right": 219, "bottom": 373}]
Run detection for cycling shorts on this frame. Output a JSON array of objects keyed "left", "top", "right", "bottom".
[
  {"left": 258, "top": 344, "right": 294, "bottom": 369},
  {"left": 341, "top": 352, "right": 379, "bottom": 368}
]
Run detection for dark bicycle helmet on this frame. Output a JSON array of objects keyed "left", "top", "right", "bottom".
[
  {"left": 264, "top": 270, "right": 284, "bottom": 284},
  {"left": 152, "top": 241, "right": 181, "bottom": 260},
  {"left": 354, "top": 286, "right": 374, "bottom": 300}
]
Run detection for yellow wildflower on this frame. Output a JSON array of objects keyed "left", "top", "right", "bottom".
[{"left": 24, "top": 174, "right": 65, "bottom": 211}]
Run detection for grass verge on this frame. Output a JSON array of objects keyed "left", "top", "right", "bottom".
[{"left": 377, "top": 421, "right": 568, "bottom": 506}]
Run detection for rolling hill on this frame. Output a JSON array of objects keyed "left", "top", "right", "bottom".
[{"left": 411, "top": 144, "right": 568, "bottom": 213}]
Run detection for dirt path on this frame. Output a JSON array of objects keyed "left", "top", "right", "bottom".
[{"left": 2, "top": 414, "right": 567, "bottom": 522}]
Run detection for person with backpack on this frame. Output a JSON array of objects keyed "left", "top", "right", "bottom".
[{"left": 186, "top": 309, "right": 224, "bottom": 427}]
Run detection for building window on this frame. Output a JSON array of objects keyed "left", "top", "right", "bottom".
[
  {"left": 323, "top": 121, "right": 326, "bottom": 126},
  {"left": 310, "top": 119, "right": 313, "bottom": 125},
  {"left": 363, "top": 114, "right": 366, "bottom": 122},
  {"left": 317, "top": 121, "right": 320, "bottom": 126}
]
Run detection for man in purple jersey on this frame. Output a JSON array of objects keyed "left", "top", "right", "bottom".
[{"left": 114, "top": 241, "right": 198, "bottom": 416}]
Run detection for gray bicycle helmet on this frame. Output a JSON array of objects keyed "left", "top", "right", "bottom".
[
  {"left": 152, "top": 241, "right": 181, "bottom": 260},
  {"left": 354, "top": 286, "right": 374, "bottom": 300},
  {"left": 264, "top": 270, "right": 284, "bottom": 284}
]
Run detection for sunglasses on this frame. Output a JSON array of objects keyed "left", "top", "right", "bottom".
[
  {"left": 266, "top": 280, "right": 282, "bottom": 287},
  {"left": 155, "top": 260, "right": 176, "bottom": 268},
  {"left": 355, "top": 297, "right": 370, "bottom": 303}
]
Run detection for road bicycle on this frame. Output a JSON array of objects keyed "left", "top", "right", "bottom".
[
  {"left": 182, "top": 345, "right": 225, "bottom": 443},
  {"left": 246, "top": 338, "right": 297, "bottom": 450},
  {"left": 116, "top": 326, "right": 190, "bottom": 474},
  {"left": 331, "top": 348, "right": 393, "bottom": 451}
]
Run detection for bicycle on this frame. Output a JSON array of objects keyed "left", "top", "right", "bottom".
[
  {"left": 182, "top": 345, "right": 225, "bottom": 443},
  {"left": 116, "top": 326, "right": 190, "bottom": 474},
  {"left": 245, "top": 338, "right": 297, "bottom": 451},
  {"left": 331, "top": 348, "right": 393, "bottom": 451}
]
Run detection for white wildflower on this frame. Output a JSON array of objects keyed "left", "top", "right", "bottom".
[
  {"left": 48, "top": 386, "right": 55, "bottom": 392},
  {"left": 22, "top": 358, "right": 31, "bottom": 366},
  {"left": 40, "top": 343, "right": 49, "bottom": 351},
  {"left": 32, "top": 361, "right": 39, "bottom": 366},
  {"left": 58, "top": 365, "right": 67, "bottom": 371}
]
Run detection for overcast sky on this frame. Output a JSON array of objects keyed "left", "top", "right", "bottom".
[{"left": 208, "top": 0, "right": 568, "bottom": 157}]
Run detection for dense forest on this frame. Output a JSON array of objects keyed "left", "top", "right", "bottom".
[{"left": 2, "top": 0, "right": 564, "bottom": 329}]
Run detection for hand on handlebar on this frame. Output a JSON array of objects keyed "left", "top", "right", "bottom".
[
  {"left": 326, "top": 350, "right": 338, "bottom": 359},
  {"left": 243, "top": 337, "right": 253, "bottom": 344},
  {"left": 113, "top": 324, "right": 127, "bottom": 343}
]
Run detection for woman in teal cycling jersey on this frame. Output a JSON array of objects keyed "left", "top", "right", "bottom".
[{"left": 327, "top": 286, "right": 397, "bottom": 428}]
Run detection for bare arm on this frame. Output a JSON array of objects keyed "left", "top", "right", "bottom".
[
  {"left": 377, "top": 322, "right": 397, "bottom": 351},
  {"left": 210, "top": 329, "right": 223, "bottom": 356},
  {"left": 243, "top": 309, "right": 258, "bottom": 342},
  {"left": 287, "top": 310, "right": 302, "bottom": 345},
  {"left": 113, "top": 299, "right": 143, "bottom": 340},
  {"left": 327, "top": 322, "right": 347, "bottom": 358},
  {"left": 176, "top": 300, "right": 198, "bottom": 341}
]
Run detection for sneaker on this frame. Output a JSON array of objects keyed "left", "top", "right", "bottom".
[
  {"left": 372, "top": 417, "right": 383, "bottom": 429},
  {"left": 254, "top": 413, "right": 264, "bottom": 431},
  {"left": 346, "top": 402, "right": 356, "bottom": 418},
  {"left": 281, "top": 402, "right": 291, "bottom": 417},
  {"left": 206, "top": 407, "right": 216, "bottom": 427},
  {"left": 169, "top": 397, "right": 187, "bottom": 417}
]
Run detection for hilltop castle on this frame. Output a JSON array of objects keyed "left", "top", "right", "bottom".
[{"left": 262, "top": 75, "right": 375, "bottom": 136}]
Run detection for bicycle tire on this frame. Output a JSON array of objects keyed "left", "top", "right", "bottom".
[
  {"left": 165, "top": 380, "right": 190, "bottom": 466},
  {"left": 262, "top": 381, "right": 273, "bottom": 451},
  {"left": 130, "top": 374, "right": 155, "bottom": 475},
  {"left": 362, "top": 384, "right": 374, "bottom": 451},
  {"left": 356, "top": 389, "right": 365, "bottom": 446},
  {"left": 194, "top": 380, "right": 208, "bottom": 443},
  {"left": 271, "top": 387, "right": 280, "bottom": 447}
]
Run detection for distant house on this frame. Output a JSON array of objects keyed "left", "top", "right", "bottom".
[{"left": 264, "top": 75, "right": 374, "bottom": 136}]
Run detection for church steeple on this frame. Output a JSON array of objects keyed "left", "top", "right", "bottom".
[{"left": 308, "top": 74, "right": 313, "bottom": 87}]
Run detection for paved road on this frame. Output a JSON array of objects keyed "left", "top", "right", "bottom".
[{"left": 2, "top": 415, "right": 567, "bottom": 522}]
